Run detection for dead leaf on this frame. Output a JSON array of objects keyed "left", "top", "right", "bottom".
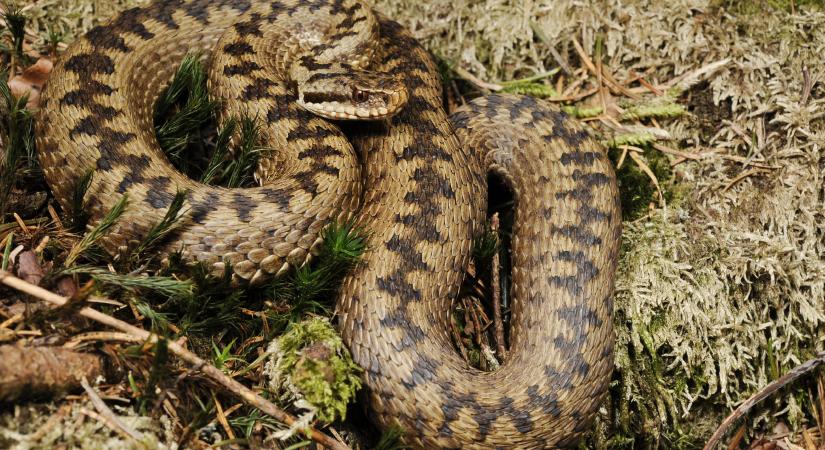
[
  {"left": 57, "top": 277, "right": 78, "bottom": 298},
  {"left": 15, "top": 250, "right": 45, "bottom": 286},
  {"left": 8, "top": 58, "right": 53, "bottom": 109}
]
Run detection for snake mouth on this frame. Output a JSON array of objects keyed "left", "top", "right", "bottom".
[{"left": 299, "top": 90, "right": 408, "bottom": 120}]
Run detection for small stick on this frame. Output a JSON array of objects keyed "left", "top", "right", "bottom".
[
  {"left": 452, "top": 66, "right": 503, "bottom": 92},
  {"left": 704, "top": 351, "right": 825, "bottom": 450},
  {"left": 529, "top": 21, "right": 574, "bottom": 76},
  {"left": 449, "top": 308, "right": 470, "bottom": 362},
  {"left": 0, "top": 270, "right": 349, "bottom": 450},
  {"left": 801, "top": 66, "right": 813, "bottom": 106},
  {"left": 490, "top": 214, "right": 506, "bottom": 362},
  {"left": 722, "top": 168, "right": 768, "bottom": 193},
  {"left": 64, "top": 331, "right": 144, "bottom": 348},
  {"left": 13, "top": 213, "right": 28, "bottom": 235},
  {"left": 548, "top": 86, "right": 600, "bottom": 103},
  {"left": 652, "top": 143, "right": 703, "bottom": 161},
  {"left": 81, "top": 377, "right": 144, "bottom": 442},
  {"left": 213, "top": 392, "right": 237, "bottom": 441},
  {"left": 725, "top": 426, "right": 746, "bottom": 450},
  {"left": 80, "top": 408, "right": 138, "bottom": 441}
]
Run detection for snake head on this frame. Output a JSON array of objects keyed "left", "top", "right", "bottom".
[{"left": 297, "top": 69, "right": 408, "bottom": 121}]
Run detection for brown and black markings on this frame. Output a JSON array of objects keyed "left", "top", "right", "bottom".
[
  {"left": 336, "top": 12, "right": 620, "bottom": 444},
  {"left": 38, "top": 1, "right": 620, "bottom": 447},
  {"left": 37, "top": 0, "right": 375, "bottom": 282}
]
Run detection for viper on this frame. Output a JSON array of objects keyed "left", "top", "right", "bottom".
[{"left": 36, "top": 0, "right": 621, "bottom": 447}]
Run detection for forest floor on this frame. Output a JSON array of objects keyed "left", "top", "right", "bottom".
[{"left": 1, "top": 0, "right": 824, "bottom": 449}]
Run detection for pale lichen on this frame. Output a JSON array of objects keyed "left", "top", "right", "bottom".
[
  {"left": 17, "top": 0, "right": 825, "bottom": 446},
  {"left": 0, "top": 402, "right": 178, "bottom": 450}
]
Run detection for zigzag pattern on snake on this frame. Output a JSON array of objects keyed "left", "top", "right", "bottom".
[{"left": 35, "top": 0, "right": 621, "bottom": 447}]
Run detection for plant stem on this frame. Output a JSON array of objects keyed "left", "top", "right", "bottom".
[{"left": 0, "top": 269, "right": 350, "bottom": 450}]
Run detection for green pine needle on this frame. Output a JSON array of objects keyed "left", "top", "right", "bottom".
[
  {"left": 375, "top": 425, "right": 408, "bottom": 450},
  {"left": 64, "top": 195, "right": 128, "bottom": 267},
  {"left": 130, "top": 190, "right": 188, "bottom": 262},
  {"left": 561, "top": 105, "right": 604, "bottom": 119},
  {"left": 1, "top": 2, "right": 28, "bottom": 61},
  {"left": 92, "top": 271, "right": 194, "bottom": 300},
  {"left": 0, "top": 70, "right": 36, "bottom": 218},
  {"left": 500, "top": 81, "right": 557, "bottom": 98},
  {"left": 200, "top": 117, "right": 236, "bottom": 185},
  {"left": 69, "top": 169, "right": 94, "bottom": 231},
  {"left": 320, "top": 220, "right": 368, "bottom": 265},
  {"left": 60, "top": 265, "right": 194, "bottom": 300},
  {"left": 224, "top": 116, "right": 262, "bottom": 189},
  {"left": 155, "top": 53, "right": 215, "bottom": 165},
  {"left": 133, "top": 300, "right": 172, "bottom": 333},
  {"left": 45, "top": 26, "right": 64, "bottom": 55},
  {"left": 621, "top": 103, "right": 686, "bottom": 121},
  {"left": 605, "top": 132, "right": 659, "bottom": 149},
  {"left": 500, "top": 69, "right": 559, "bottom": 98}
]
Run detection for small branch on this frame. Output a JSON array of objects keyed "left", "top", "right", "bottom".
[
  {"left": 722, "top": 168, "right": 769, "bottom": 193},
  {"left": 0, "top": 270, "right": 349, "bottom": 450},
  {"left": 0, "top": 344, "right": 104, "bottom": 402},
  {"left": 801, "top": 66, "right": 813, "bottom": 106},
  {"left": 490, "top": 214, "right": 506, "bottom": 362},
  {"left": 628, "top": 150, "right": 665, "bottom": 207},
  {"left": 452, "top": 66, "right": 503, "bottom": 91},
  {"left": 64, "top": 331, "right": 144, "bottom": 349},
  {"left": 81, "top": 377, "right": 144, "bottom": 442},
  {"left": 704, "top": 351, "right": 825, "bottom": 450},
  {"left": 529, "top": 21, "right": 574, "bottom": 76},
  {"left": 652, "top": 143, "right": 703, "bottom": 162}
]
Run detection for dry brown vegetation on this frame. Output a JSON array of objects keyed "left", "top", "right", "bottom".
[{"left": 1, "top": 0, "right": 824, "bottom": 449}]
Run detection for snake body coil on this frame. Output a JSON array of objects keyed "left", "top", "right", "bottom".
[{"left": 36, "top": 0, "right": 621, "bottom": 447}]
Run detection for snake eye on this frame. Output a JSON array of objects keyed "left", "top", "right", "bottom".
[{"left": 352, "top": 87, "right": 370, "bottom": 103}]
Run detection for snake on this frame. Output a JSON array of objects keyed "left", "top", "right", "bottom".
[{"left": 35, "top": 0, "right": 621, "bottom": 448}]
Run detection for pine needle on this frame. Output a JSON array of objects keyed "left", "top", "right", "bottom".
[
  {"left": 155, "top": 53, "right": 215, "bottom": 166},
  {"left": 1, "top": 1, "right": 28, "bottom": 63},
  {"left": 130, "top": 190, "right": 187, "bottom": 262},
  {"left": 224, "top": 116, "right": 262, "bottom": 189},
  {"left": 0, "top": 70, "right": 36, "bottom": 218},
  {"left": 200, "top": 118, "right": 236, "bottom": 185},
  {"left": 64, "top": 195, "right": 128, "bottom": 267},
  {"left": 69, "top": 169, "right": 94, "bottom": 231},
  {"left": 60, "top": 265, "right": 194, "bottom": 300}
]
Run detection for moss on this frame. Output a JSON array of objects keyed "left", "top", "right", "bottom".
[
  {"left": 0, "top": 402, "right": 177, "bottom": 449},
  {"left": 13, "top": 0, "right": 825, "bottom": 447},
  {"left": 713, "top": 0, "right": 824, "bottom": 14},
  {"left": 608, "top": 146, "right": 674, "bottom": 221},
  {"left": 267, "top": 318, "right": 363, "bottom": 426},
  {"left": 561, "top": 105, "right": 603, "bottom": 119}
]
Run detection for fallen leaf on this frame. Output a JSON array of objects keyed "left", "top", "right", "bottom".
[
  {"left": 8, "top": 57, "right": 53, "bottom": 109},
  {"left": 57, "top": 277, "right": 78, "bottom": 298},
  {"left": 15, "top": 250, "right": 45, "bottom": 286}
]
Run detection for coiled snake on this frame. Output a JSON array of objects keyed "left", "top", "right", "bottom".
[{"left": 36, "top": 0, "right": 621, "bottom": 447}]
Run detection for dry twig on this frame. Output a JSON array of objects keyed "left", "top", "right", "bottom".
[
  {"left": 0, "top": 269, "right": 349, "bottom": 450},
  {"left": 0, "top": 344, "right": 104, "bottom": 401},
  {"left": 704, "top": 351, "right": 825, "bottom": 450},
  {"left": 490, "top": 214, "right": 506, "bottom": 362},
  {"left": 81, "top": 377, "right": 144, "bottom": 442}
]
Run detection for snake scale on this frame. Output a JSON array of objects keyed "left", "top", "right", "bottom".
[{"left": 35, "top": 0, "right": 621, "bottom": 447}]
